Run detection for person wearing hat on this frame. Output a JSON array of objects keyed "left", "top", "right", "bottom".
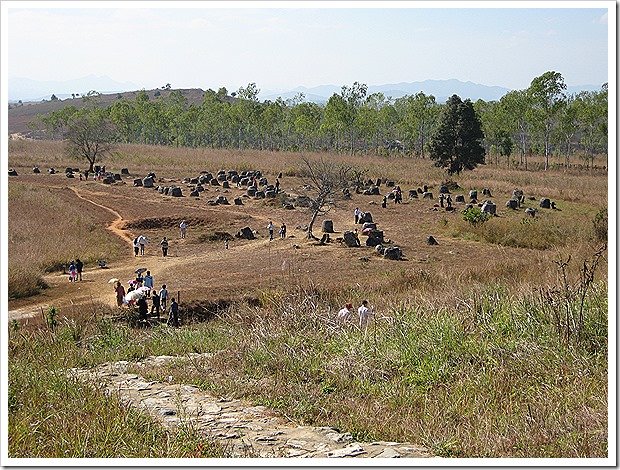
[{"left": 337, "top": 302, "right": 353, "bottom": 322}]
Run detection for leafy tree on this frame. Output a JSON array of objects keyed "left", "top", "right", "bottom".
[
  {"left": 527, "top": 71, "right": 567, "bottom": 170},
  {"left": 292, "top": 101, "right": 323, "bottom": 150},
  {"left": 475, "top": 99, "right": 514, "bottom": 167},
  {"left": 260, "top": 98, "right": 286, "bottom": 150},
  {"left": 554, "top": 94, "right": 580, "bottom": 168},
  {"left": 500, "top": 89, "right": 532, "bottom": 169},
  {"left": 321, "top": 82, "right": 367, "bottom": 154},
  {"left": 50, "top": 94, "right": 58, "bottom": 101},
  {"left": 34, "top": 106, "right": 78, "bottom": 140},
  {"left": 395, "top": 92, "right": 438, "bottom": 157},
  {"left": 428, "top": 95, "right": 485, "bottom": 175},
  {"left": 574, "top": 84, "right": 608, "bottom": 169},
  {"left": 230, "top": 83, "right": 262, "bottom": 149},
  {"left": 64, "top": 97, "right": 114, "bottom": 172}
]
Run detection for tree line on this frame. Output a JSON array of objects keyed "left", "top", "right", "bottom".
[{"left": 32, "top": 71, "right": 608, "bottom": 171}]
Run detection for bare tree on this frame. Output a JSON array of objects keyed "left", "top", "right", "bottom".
[{"left": 298, "top": 157, "right": 353, "bottom": 239}]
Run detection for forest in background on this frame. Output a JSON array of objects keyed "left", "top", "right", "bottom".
[{"left": 23, "top": 71, "right": 607, "bottom": 173}]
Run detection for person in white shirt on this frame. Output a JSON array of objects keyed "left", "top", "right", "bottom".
[
  {"left": 354, "top": 207, "right": 361, "bottom": 224},
  {"left": 180, "top": 220, "right": 187, "bottom": 239},
  {"left": 138, "top": 235, "right": 148, "bottom": 255},
  {"left": 358, "top": 300, "right": 372, "bottom": 329},
  {"left": 267, "top": 221, "right": 275, "bottom": 240},
  {"left": 337, "top": 303, "right": 353, "bottom": 322}
]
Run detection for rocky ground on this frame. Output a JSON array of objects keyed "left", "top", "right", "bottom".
[{"left": 69, "top": 354, "right": 435, "bottom": 459}]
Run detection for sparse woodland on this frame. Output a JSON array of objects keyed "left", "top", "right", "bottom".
[{"left": 28, "top": 72, "right": 608, "bottom": 172}]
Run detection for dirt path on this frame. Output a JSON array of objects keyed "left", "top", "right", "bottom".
[
  {"left": 7, "top": 186, "right": 293, "bottom": 322},
  {"left": 67, "top": 186, "right": 134, "bottom": 247},
  {"left": 69, "top": 354, "right": 433, "bottom": 459}
]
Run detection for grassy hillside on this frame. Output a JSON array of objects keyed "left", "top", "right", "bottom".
[{"left": 7, "top": 141, "right": 609, "bottom": 458}]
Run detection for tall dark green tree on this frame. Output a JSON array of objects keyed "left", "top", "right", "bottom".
[{"left": 428, "top": 95, "right": 485, "bottom": 175}]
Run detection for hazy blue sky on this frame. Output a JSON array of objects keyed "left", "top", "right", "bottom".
[{"left": 3, "top": 1, "right": 612, "bottom": 94}]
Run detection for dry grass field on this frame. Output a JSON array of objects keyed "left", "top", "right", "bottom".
[
  {"left": 8, "top": 140, "right": 607, "bottom": 308},
  {"left": 7, "top": 140, "right": 609, "bottom": 458}
]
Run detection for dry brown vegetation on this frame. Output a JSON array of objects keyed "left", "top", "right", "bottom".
[
  {"left": 7, "top": 140, "right": 608, "bottom": 458},
  {"left": 8, "top": 140, "right": 607, "bottom": 305}
]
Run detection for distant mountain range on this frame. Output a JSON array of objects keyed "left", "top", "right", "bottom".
[
  {"left": 8, "top": 75, "right": 603, "bottom": 104},
  {"left": 8, "top": 75, "right": 141, "bottom": 102},
  {"left": 262, "top": 80, "right": 515, "bottom": 104}
]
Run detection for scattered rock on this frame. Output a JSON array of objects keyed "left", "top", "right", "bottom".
[
  {"left": 427, "top": 236, "right": 439, "bottom": 245},
  {"left": 506, "top": 199, "right": 518, "bottom": 209},
  {"left": 236, "top": 226, "right": 255, "bottom": 240},
  {"left": 384, "top": 246, "right": 403, "bottom": 260},
  {"left": 343, "top": 231, "right": 361, "bottom": 247},
  {"left": 481, "top": 200, "right": 496, "bottom": 215}
]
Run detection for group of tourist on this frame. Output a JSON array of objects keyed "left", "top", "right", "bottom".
[
  {"left": 266, "top": 221, "right": 287, "bottom": 241},
  {"left": 67, "top": 259, "right": 84, "bottom": 282},
  {"left": 132, "top": 235, "right": 149, "bottom": 256},
  {"left": 337, "top": 300, "right": 373, "bottom": 329},
  {"left": 113, "top": 270, "right": 179, "bottom": 326}
]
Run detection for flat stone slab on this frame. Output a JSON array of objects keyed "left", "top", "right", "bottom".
[{"left": 68, "top": 354, "right": 433, "bottom": 459}]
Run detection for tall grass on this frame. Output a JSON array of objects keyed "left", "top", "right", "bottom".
[
  {"left": 8, "top": 314, "right": 227, "bottom": 458},
  {"left": 8, "top": 183, "right": 124, "bottom": 299},
  {"left": 8, "top": 140, "right": 608, "bottom": 458},
  {"left": 9, "top": 255, "right": 607, "bottom": 458}
]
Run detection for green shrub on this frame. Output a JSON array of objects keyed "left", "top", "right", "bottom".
[
  {"left": 462, "top": 207, "right": 490, "bottom": 226},
  {"left": 593, "top": 208, "right": 607, "bottom": 242}
]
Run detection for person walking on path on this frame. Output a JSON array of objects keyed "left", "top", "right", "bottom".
[
  {"left": 168, "top": 297, "right": 179, "bottom": 327},
  {"left": 75, "top": 258, "right": 84, "bottom": 281},
  {"left": 382, "top": 196, "right": 387, "bottom": 209},
  {"left": 446, "top": 195, "right": 452, "bottom": 208},
  {"left": 138, "top": 235, "right": 148, "bottom": 255},
  {"left": 354, "top": 207, "right": 361, "bottom": 224},
  {"left": 439, "top": 193, "right": 445, "bottom": 208},
  {"left": 143, "top": 270, "right": 154, "bottom": 296},
  {"left": 280, "top": 223, "right": 287, "bottom": 239},
  {"left": 180, "top": 220, "right": 187, "bottom": 239},
  {"left": 114, "top": 281, "right": 126, "bottom": 308},
  {"left": 358, "top": 300, "right": 372, "bottom": 329},
  {"left": 68, "top": 261, "right": 78, "bottom": 282},
  {"left": 133, "top": 237, "right": 140, "bottom": 257},
  {"left": 267, "top": 221, "right": 275, "bottom": 240},
  {"left": 150, "top": 291, "right": 161, "bottom": 319},
  {"left": 161, "top": 237, "right": 169, "bottom": 257},
  {"left": 159, "top": 285, "right": 169, "bottom": 313}
]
